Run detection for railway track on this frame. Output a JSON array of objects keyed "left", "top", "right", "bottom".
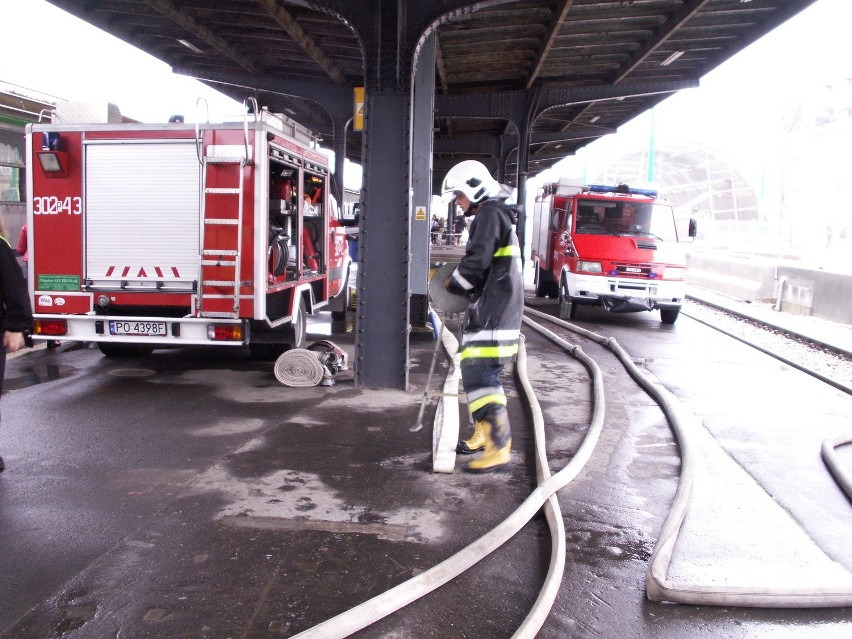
[{"left": 681, "top": 298, "right": 852, "bottom": 395}]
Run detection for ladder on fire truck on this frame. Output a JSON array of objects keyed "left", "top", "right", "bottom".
[{"left": 196, "top": 99, "right": 256, "bottom": 319}]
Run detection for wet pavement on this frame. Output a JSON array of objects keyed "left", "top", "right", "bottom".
[{"left": 0, "top": 294, "right": 850, "bottom": 638}]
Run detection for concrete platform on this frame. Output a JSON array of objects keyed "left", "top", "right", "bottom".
[{"left": 1, "top": 295, "right": 850, "bottom": 638}]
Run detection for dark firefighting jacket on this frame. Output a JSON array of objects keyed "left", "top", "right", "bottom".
[
  {"left": 0, "top": 235, "right": 32, "bottom": 335},
  {"left": 446, "top": 197, "right": 523, "bottom": 367}
]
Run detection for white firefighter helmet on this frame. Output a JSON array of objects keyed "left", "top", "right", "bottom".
[{"left": 441, "top": 160, "right": 501, "bottom": 204}]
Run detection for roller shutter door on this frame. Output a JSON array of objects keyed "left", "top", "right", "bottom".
[{"left": 85, "top": 141, "right": 200, "bottom": 285}]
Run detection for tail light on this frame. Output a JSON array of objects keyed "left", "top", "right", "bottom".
[
  {"left": 207, "top": 324, "right": 244, "bottom": 341},
  {"left": 34, "top": 318, "right": 68, "bottom": 336}
]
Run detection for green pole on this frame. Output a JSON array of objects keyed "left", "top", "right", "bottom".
[{"left": 647, "top": 108, "right": 656, "bottom": 183}]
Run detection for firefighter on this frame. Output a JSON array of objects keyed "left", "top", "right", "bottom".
[{"left": 441, "top": 160, "right": 523, "bottom": 473}]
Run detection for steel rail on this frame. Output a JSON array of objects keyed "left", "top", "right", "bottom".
[{"left": 681, "top": 307, "right": 852, "bottom": 397}]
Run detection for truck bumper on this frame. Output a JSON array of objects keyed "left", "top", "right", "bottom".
[
  {"left": 566, "top": 273, "right": 685, "bottom": 311},
  {"left": 33, "top": 314, "right": 248, "bottom": 347}
]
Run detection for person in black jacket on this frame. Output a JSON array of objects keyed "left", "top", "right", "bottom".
[
  {"left": 0, "top": 217, "right": 33, "bottom": 473},
  {"left": 441, "top": 161, "right": 523, "bottom": 473}
]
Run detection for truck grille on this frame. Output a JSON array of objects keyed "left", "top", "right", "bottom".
[{"left": 614, "top": 264, "right": 651, "bottom": 277}]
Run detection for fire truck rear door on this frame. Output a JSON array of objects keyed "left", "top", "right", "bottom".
[{"left": 84, "top": 140, "right": 200, "bottom": 290}]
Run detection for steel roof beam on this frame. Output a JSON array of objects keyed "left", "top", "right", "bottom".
[
  {"left": 526, "top": 0, "right": 576, "bottom": 90},
  {"left": 142, "top": 0, "right": 261, "bottom": 74},
  {"left": 172, "top": 66, "right": 350, "bottom": 115},
  {"left": 255, "top": 0, "right": 346, "bottom": 85},
  {"left": 436, "top": 79, "right": 697, "bottom": 125},
  {"left": 611, "top": 0, "right": 712, "bottom": 85}
]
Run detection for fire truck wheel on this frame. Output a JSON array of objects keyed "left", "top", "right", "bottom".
[
  {"left": 97, "top": 343, "right": 154, "bottom": 357},
  {"left": 660, "top": 308, "right": 680, "bottom": 324},
  {"left": 284, "top": 298, "right": 307, "bottom": 349},
  {"left": 559, "top": 277, "right": 577, "bottom": 320},
  {"left": 534, "top": 264, "right": 557, "bottom": 298},
  {"left": 249, "top": 343, "right": 287, "bottom": 361},
  {"left": 534, "top": 265, "right": 547, "bottom": 298},
  {"left": 331, "top": 286, "right": 350, "bottom": 322},
  {"left": 248, "top": 299, "right": 307, "bottom": 360}
]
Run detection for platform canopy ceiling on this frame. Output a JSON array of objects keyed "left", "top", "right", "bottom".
[{"left": 45, "top": 0, "right": 816, "bottom": 185}]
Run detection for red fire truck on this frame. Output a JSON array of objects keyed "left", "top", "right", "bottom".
[
  {"left": 530, "top": 179, "right": 696, "bottom": 324},
  {"left": 25, "top": 100, "right": 350, "bottom": 358}
]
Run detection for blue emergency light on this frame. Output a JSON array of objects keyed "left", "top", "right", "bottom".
[{"left": 584, "top": 184, "right": 658, "bottom": 198}]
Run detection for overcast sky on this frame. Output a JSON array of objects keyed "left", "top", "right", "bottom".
[
  {"left": 1, "top": 1, "right": 242, "bottom": 122},
  {"left": 2, "top": 0, "right": 849, "bottom": 188}
]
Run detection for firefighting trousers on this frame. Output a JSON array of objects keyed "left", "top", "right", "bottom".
[{"left": 461, "top": 362, "right": 505, "bottom": 420}]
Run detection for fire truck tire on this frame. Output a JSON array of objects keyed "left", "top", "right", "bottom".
[
  {"left": 534, "top": 264, "right": 557, "bottom": 298},
  {"left": 285, "top": 298, "right": 308, "bottom": 348},
  {"left": 97, "top": 343, "right": 154, "bottom": 357},
  {"left": 559, "top": 276, "right": 577, "bottom": 320},
  {"left": 249, "top": 342, "right": 286, "bottom": 361},
  {"left": 660, "top": 308, "right": 680, "bottom": 324},
  {"left": 330, "top": 265, "right": 351, "bottom": 322},
  {"left": 249, "top": 298, "right": 308, "bottom": 360},
  {"left": 331, "top": 285, "right": 350, "bottom": 322},
  {"left": 534, "top": 265, "right": 547, "bottom": 297}
]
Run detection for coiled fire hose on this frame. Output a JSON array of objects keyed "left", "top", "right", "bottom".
[
  {"left": 274, "top": 341, "right": 349, "bottom": 387},
  {"left": 289, "top": 321, "right": 606, "bottom": 638},
  {"left": 274, "top": 349, "right": 327, "bottom": 386},
  {"left": 524, "top": 306, "right": 852, "bottom": 608}
]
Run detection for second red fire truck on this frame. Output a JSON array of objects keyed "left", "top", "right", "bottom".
[
  {"left": 531, "top": 179, "right": 696, "bottom": 324},
  {"left": 26, "top": 99, "right": 351, "bottom": 358}
]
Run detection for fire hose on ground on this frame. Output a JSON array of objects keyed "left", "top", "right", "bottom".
[
  {"left": 524, "top": 305, "right": 852, "bottom": 608},
  {"left": 274, "top": 341, "right": 349, "bottom": 387},
  {"left": 288, "top": 302, "right": 852, "bottom": 638},
  {"left": 288, "top": 320, "right": 607, "bottom": 638}
]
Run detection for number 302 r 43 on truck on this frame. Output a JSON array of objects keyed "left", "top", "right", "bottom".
[
  {"left": 26, "top": 100, "right": 352, "bottom": 358},
  {"left": 530, "top": 179, "right": 697, "bottom": 324}
]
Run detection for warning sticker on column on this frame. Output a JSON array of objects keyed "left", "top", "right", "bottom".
[{"left": 37, "top": 274, "right": 80, "bottom": 291}]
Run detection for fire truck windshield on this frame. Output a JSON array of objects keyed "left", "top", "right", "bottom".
[{"left": 575, "top": 199, "right": 677, "bottom": 241}]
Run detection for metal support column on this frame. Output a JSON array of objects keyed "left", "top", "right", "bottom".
[
  {"left": 355, "top": 91, "right": 411, "bottom": 389},
  {"left": 515, "top": 86, "right": 541, "bottom": 266},
  {"left": 410, "top": 33, "right": 436, "bottom": 331}
]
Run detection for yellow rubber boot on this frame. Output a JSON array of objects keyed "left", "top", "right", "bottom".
[
  {"left": 456, "top": 419, "right": 487, "bottom": 455},
  {"left": 465, "top": 411, "right": 511, "bottom": 473}
]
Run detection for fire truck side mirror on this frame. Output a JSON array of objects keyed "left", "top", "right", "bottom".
[{"left": 688, "top": 218, "right": 698, "bottom": 239}]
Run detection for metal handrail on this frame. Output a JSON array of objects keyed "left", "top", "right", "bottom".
[
  {"left": 242, "top": 96, "right": 259, "bottom": 166},
  {"left": 194, "top": 97, "right": 209, "bottom": 164}
]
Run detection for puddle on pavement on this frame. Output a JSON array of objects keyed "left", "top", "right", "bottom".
[{"left": 4, "top": 362, "right": 79, "bottom": 390}]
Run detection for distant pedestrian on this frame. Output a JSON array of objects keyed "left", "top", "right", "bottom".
[
  {"left": 440, "top": 160, "right": 522, "bottom": 473},
  {"left": 0, "top": 216, "right": 33, "bottom": 473},
  {"left": 453, "top": 216, "right": 466, "bottom": 245}
]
